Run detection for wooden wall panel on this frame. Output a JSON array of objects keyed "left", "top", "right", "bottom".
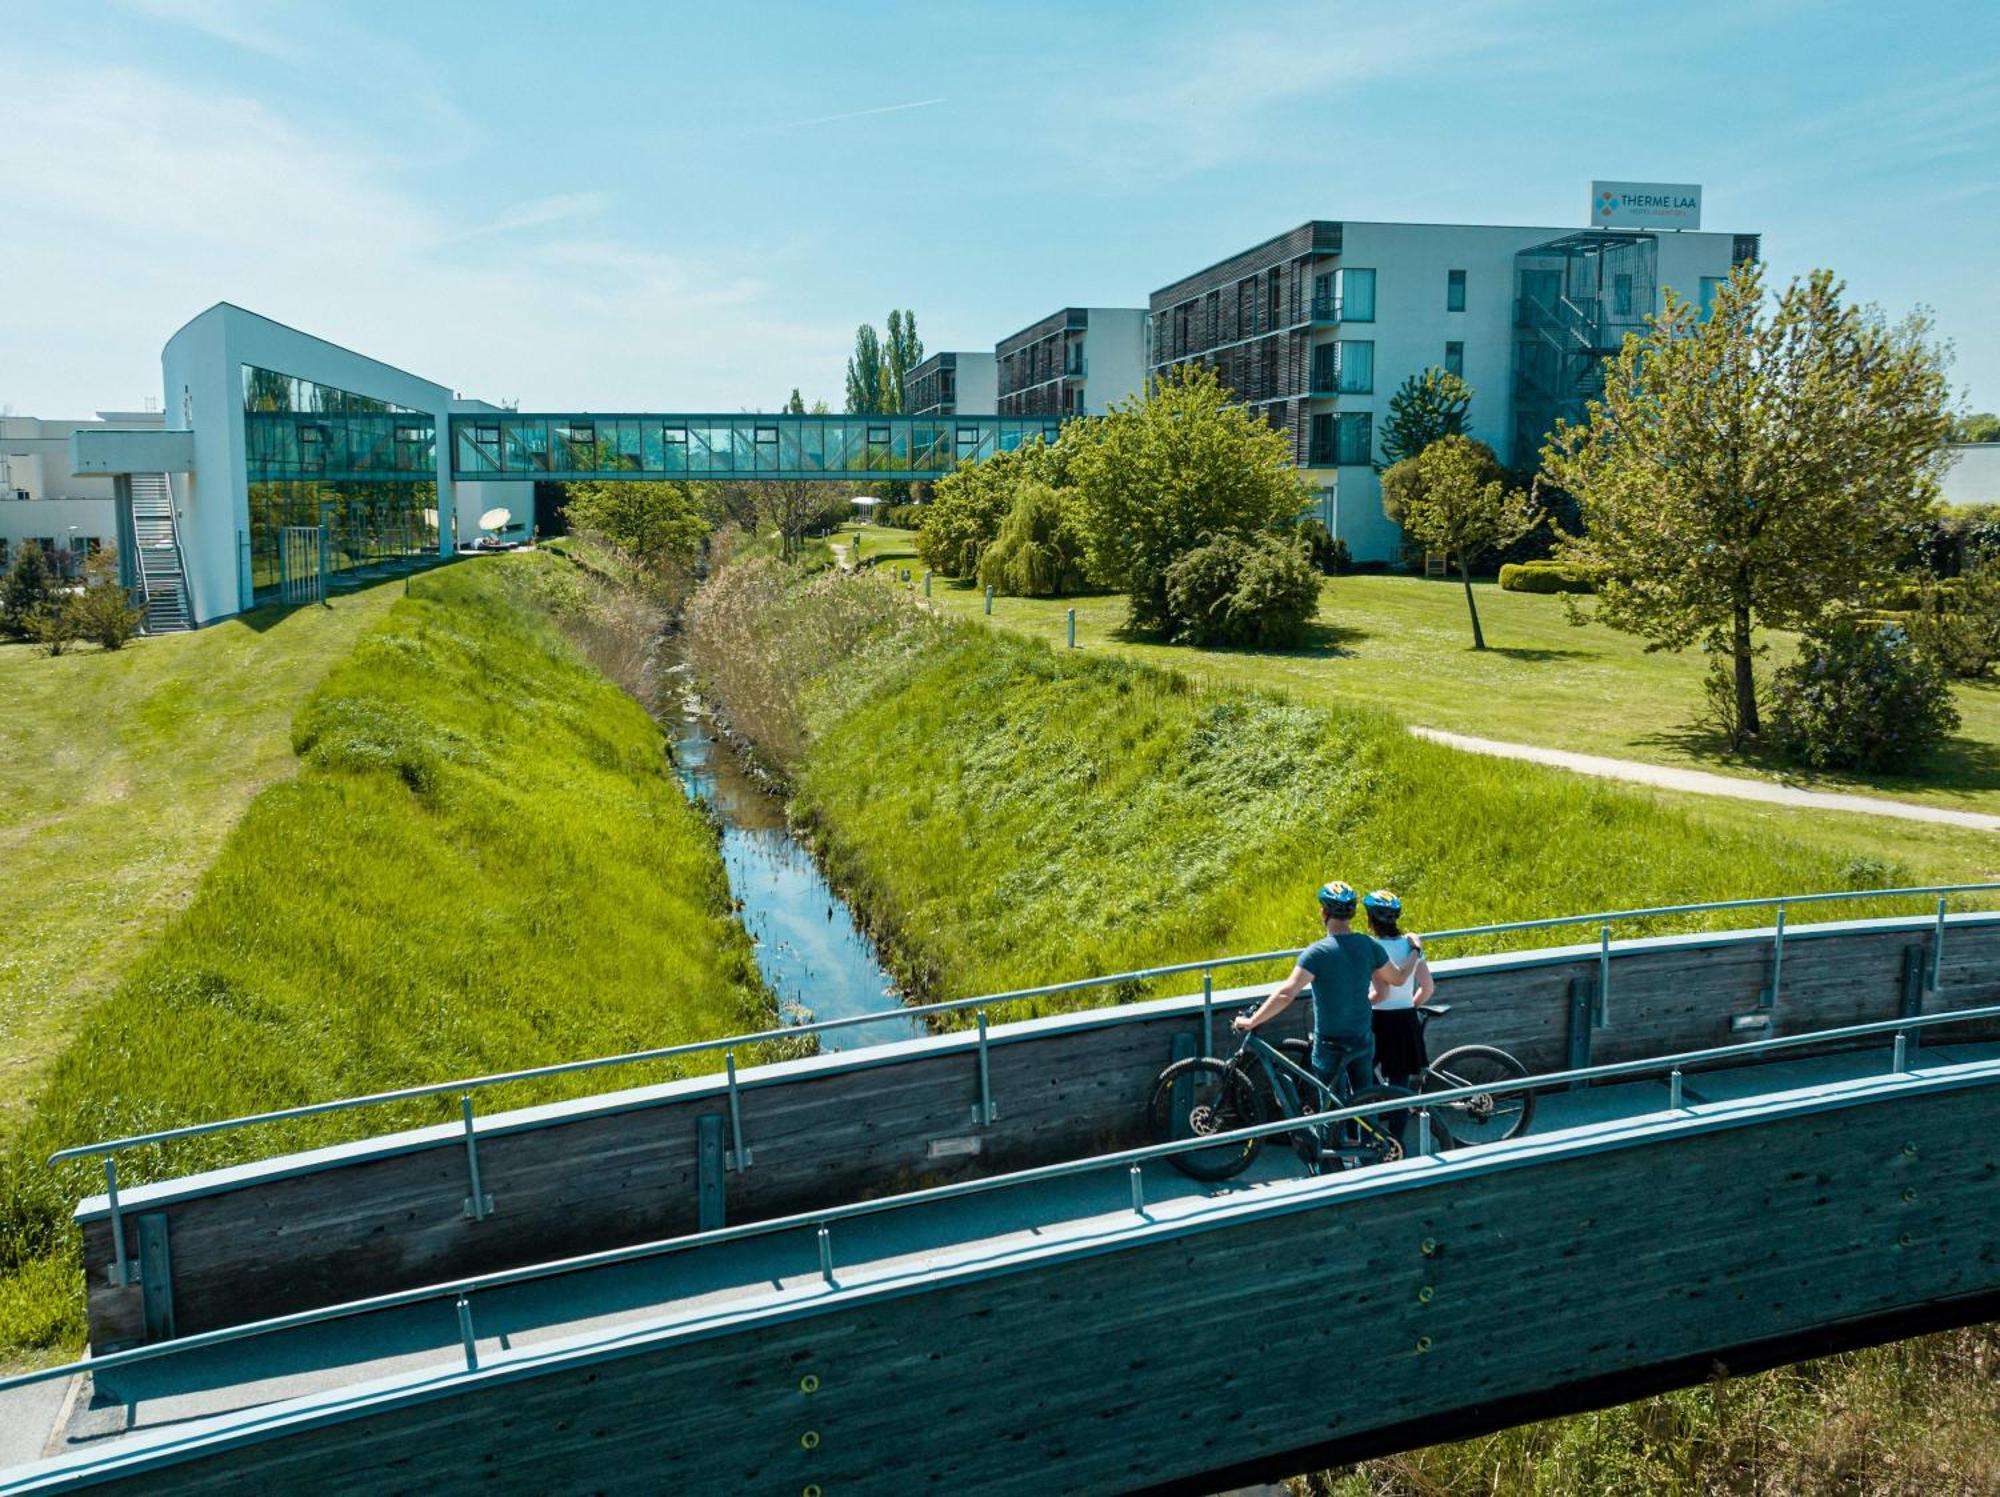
[
  {"left": 78, "top": 919, "right": 2000, "bottom": 1349},
  {"left": 54, "top": 1077, "right": 1999, "bottom": 1496}
]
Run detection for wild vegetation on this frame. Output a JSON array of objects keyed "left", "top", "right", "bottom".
[
  {"left": 684, "top": 565, "right": 1949, "bottom": 1015},
  {"left": 0, "top": 555, "right": 769, "bottom": 1361}
]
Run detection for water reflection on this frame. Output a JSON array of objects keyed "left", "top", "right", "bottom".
[{"left": 663, "top": 670, "right": 920, "bottom": 1052}]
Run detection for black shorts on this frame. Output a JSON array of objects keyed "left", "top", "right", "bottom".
[{"left": 1371, "top": 1007, "right": 1427, "bottom": 1082}]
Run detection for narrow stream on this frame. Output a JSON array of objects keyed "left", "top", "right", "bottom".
[{"left": 661, "top": 667, "right": 921, "bottom": 1052}]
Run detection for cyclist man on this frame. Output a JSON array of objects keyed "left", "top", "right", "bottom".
[{"left": 1232, "top": 880, "right": 1418, "bottom": 1107}]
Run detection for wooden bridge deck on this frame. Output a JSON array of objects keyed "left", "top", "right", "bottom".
[{"left": 7, "top": 1040, "right": 1997, "bottom": 1494}]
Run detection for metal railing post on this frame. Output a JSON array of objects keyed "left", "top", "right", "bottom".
[
  {"left": 1767, "top": 903, "right": 1786, "bottom": 1010},
  {"left": 973, "top": 1011, "right": 995, "bottom": 1125},
  {"left": 105, "top": 1158, "right": 131, "bottom": 1288},
  {"left": 1933, "top": 896, "right": 1948, "bottom": 991},
  {"left": 460, "top": 1094, "right": 492, "bottom": 1221},
  {"left": 725, "top": 1051, "right": 752, "bottom": 1169},
  {"left": 817, "top": 1225, "right": 834, "bottom": 1285},
  {"left": 1201, "top": 971, "right": 1214, "bottom": 1057},
  {"left": 1668, "top": 1069, "right": 1684, "bottom": 1110},
  {"left": 1415, "top": 1109, "right": 1433, "bottom": 1159},
  {"left": 1892, "top": 1029, "right": 1909, "bottom": 1073},
  {"left": 1598, "top": 925, "right": 1612, "bottom": 1026},
  {"left": 1129, "top": 1164, "right": 1145, "bottom": 1216},
  {"left": 455, "top": 1294, "right": 479, "bottom": 1371}
]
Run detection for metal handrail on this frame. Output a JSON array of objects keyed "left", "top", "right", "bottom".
[
  {"left": 6, "top": 1000, "right": 1996, "bottom": 1401},
  {"left": 47, "top": 882, "right": 2000, "bottom": 1171}
]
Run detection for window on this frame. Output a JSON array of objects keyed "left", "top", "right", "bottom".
[
  {"left": 662, "top": 424, "right": 688, "bottom": 444},
  {"left": 754, "top": 425, "right": 778, "bottom": 445},
  {"left": 299, "top": 424, "right": 325, "bottom": 473},
  {"left": 867, "top": 425, "right": 891, "bottom": 445},
  {"left": 1447, "top": 269, "right": 1467, "bottom": 312},
  {"left": 1337, "top": 411, "right": 1373, "bottom": 465},
  {"left": 1444, "top": 341, "right": 1464, "bottom": 378},
  {"left": 1336, "top": 341, "right": 1374, "bottom": 394},
  {"left": 1336, "top": 267, "right": 1376, "bottom": 322},
  {"left": 1614, "top": 274, "right": 1635, "bottom": 318},
  {"left": 1267, "top": 271, "right": 1282, "bottom": 331},
  {"left": 1699, "top": 276, "right": 1725, "bottom": 320}
]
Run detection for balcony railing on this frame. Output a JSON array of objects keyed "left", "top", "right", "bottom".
[{"left": 1310, "top": 295, "right": 1374, "bottom": 325}]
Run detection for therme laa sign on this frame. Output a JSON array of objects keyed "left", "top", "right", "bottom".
[{"left": 1591, "top": 181, "right": 1702, "bottom": 230}]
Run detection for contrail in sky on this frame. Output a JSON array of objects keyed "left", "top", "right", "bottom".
[{"left": 781, "top": 98, "right": 947, "bottom": 128}]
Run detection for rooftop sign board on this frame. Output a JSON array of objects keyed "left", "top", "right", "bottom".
[{"left": 1591, "top": 180, "right": 1702, "bottom": 230}]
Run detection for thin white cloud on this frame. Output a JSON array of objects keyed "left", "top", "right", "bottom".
[
  {"left": 117, "top": 0, "right": 304, "bottom": 62},
  {"left": 448, "top": 193, "right": 610, "bottom": 243},
  {"left": 777, "top": 98, "right": 946, "bottom": 129},
  {"left": 0, "top": 63, "right": 850, "bottom": 415}
]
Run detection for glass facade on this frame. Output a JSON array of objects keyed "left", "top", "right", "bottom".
[
  {"left": 1308, "top": 411, "right": 1373, "bottom": 467},
  {"left": 449, "top": 414, "right": 1062, "bottom": 481},
  {"left": 242, "top": 365, "right": 438, "bottom": 599},
  {"left": 1336, "top": 268, "right": 1376, "bottom": 322}
]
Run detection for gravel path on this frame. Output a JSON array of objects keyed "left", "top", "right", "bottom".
[{"left": 1409, "top": 727, "right": 2000, "bottom": 832}]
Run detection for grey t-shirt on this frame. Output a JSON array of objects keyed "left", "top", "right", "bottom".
[{"left": 1298, "top": 932, "right": 1389, "bottom": 1050}]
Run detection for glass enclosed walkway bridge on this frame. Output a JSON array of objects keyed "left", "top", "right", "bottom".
[{"left": 244, "top": 410, "right": 1063, "bottom": 484}]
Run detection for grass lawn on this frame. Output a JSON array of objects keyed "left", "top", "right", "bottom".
[
  {"left": 858, "top": 525, "right": 2000, "bottom": 819},
  {"left": 0, "top": 554, "right": 768, "bottom": 1361},
  {"left": 0, "top": 581, "right": 407, "bottom": 1148}
]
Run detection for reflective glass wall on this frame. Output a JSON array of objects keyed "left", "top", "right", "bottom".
[{"left": 242, "top": 366, "right": 438, "bottom": 599}]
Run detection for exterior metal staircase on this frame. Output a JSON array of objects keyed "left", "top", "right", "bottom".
[{"left": 128, "top": 473, "right": 193, "bottom": 632}]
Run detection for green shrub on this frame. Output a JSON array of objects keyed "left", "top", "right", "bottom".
[
  {"left": 1500, "top": 561, "right": 1598, "bottom": 595},
  {"left": 1162, "top": 533, "right": 1322, "bottom": 647},
  {"left": 1901, "top": 562, "right": 2000, "bottom": 678},
  {"left": 69, "top": 548, "right": 143, "bottom": 650},
  {"left": 1767, "top": 622, "right": 1960, "bottom": 772},
  {"left": 977, "top": 481, "right": 1090, "bottom": 597},
  {"left": 1, "top": 540, "right": 55, "bottom": 639},
  {"left": 876, "top": 503, "right": 926, "bottom": 531},
  {"left": 1294, "top": 518, "right": 1350, "bottom": 576},
  {"left": 917, "top": 441, "right": 1060, "bottom": 578}
]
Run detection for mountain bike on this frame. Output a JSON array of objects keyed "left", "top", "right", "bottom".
[
  {"left": 1278, "top": 1003, "right": 1534, "bottom": 1147},
  {"left": 1148, "top": 1011, "right": 1415, "bottom": 1182}
]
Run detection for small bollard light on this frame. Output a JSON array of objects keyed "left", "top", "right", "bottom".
[
  {"left": 923, "top": 570, "right": 932, "bottom": 597},
  {"left": 1066, "top": 607, "right": 1076, "bottom": 648},
  {"left": 984, "top": 584, "right": 994, "bottom": 615}
]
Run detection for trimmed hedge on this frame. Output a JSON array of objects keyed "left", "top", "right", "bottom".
[{"left": 1499, "top": 561, "right": 1598, "bottom": 595}]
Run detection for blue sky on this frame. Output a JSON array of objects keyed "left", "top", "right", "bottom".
[{"left": 3, "top": 0, "right": 1997, "bottom": 417}]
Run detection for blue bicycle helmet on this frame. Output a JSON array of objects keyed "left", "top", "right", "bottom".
[
  {"left": 1316, "top": 880, "right": 1358, "bottom": 916},
  {"left": 1362, "top": 889, "right": 1402, "bottom": 916}
]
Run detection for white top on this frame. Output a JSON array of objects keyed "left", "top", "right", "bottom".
[{"left": 1375, "top": 934, "right": 1421, "bottom": 1010}]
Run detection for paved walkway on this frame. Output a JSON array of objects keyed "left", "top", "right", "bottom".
[{"left": 1409, "top": 726, "right": 2000, "bottom": 833}]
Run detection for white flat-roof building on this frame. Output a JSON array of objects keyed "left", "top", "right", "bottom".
[
  {"left": 995, "top": 308, "right": 1149, "bottom": 418},
  {"left": 905, "top": 351, "right": 997, "bottom": 418},
  {"left": 1149, "top": 215, "right": 1759, "bottom": 562},
  {"left": 1, "top": 411, "right": 163, "bottom": 582}
]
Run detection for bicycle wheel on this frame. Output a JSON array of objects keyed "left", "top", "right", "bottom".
[
  {"left": 1421, "top": 1044, "right": 1534, "bottom": 1146},
  {"left": 1334, "top": 1085, "right": 1411, "bottom": 1169},
  {"left": 1149, "top": 1058, "right": 1267, "bottom": 1181}
]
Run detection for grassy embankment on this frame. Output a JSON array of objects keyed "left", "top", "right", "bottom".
[
  {"left": 0, "top": 554, "right": 768, "bottom": 1362},
  {"left": 847, "top": 520, "right": 2000, "bottom": 828},
  {"left": 690, "top": 558, "right": 1981, "bottom": 1014},
  {"left": 692, "top": 557, "right": 2000, "bottom": 1497},
  {"left": 0, "top": 579, "right": 407, "bottom": 1148}
]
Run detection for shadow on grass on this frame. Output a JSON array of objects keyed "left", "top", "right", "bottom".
[
  {"left": 1634, "top": 721, "right": 2000, "bottom": 798},
  {"left": 1482, "top": 645, "right": 1596, "bottom": 663}
]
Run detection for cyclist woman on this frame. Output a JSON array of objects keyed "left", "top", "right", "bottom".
[
  {"left": 1232, "top": 881, "right": 1415, "bottom": 1104},
  {"left": 1363, "top": 889, "right": 1434, "bottom": 1095}
]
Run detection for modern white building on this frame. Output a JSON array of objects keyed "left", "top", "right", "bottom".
[
  {"left": 905, "top": 351, "right": 996, "bottom": 418},
  {"left": 61, "top": 304, "right": 523, "bottom": 628},
  {"left": 995, "top": 307, "right": 1149, "bottom": 417},
  {"left": 1, "top": 412, "right": 163, "bottom": 582},
  {"left": 1148, "top": 215, "right": 1758, "bottom": 561}
]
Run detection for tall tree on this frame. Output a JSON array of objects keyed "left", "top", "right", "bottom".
[
  {"left": 1067, "top": 364, "right": 1311, "bottom": 635},
  {"left": 784, "top": 388, "right": 807, "bottom": 415},
  {"left": 561, "top": 481, "right": 709, "bottom": 570},
  {"left": 844, "top": 324, "right": 886, "bottom": 414},
  {"left": 1544, "top": 264, "right": 1952, "bottom": 738},
  {"left": 1383, "top": 437, "right": 1538, "bottom": 650},
  {"left": 1378, "top": 368, "right": 1472, "bottom": 469},
  {"left": 884, "top": 310, "right": 924, "bottom": 413}
]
